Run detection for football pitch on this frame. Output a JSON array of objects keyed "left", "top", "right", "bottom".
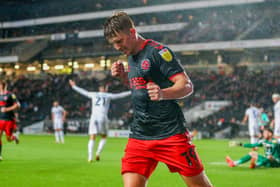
[{"left": 0, "top": 135, "right": 279, "bottom": 187}]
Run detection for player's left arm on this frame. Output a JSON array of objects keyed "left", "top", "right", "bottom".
[
  {"left": 242, "top": 114, "right": 248, "bottom": 125},
  {"left": 147, "top": 47, "right": 193, "bottom": 101},
  {"left": 163, "top": 72, "right": 193, "bottom": 99},
  {"left": 110, "top": 91, "right": 131, "bottom": 100},
  {"left": 243, "top": 142, "right": 263, "bottom": 148},
  {"left": 1, "top": 94, "right": 20, "bottom": 113},
  {"left": 62, "top": 108, "right": 67, "bottom": 122},
  {"left": 147, "top": 73, "right": 193, "bottom": 101},
  {"left": 270, "top": 119, "right": 275, "bottom": 128}
]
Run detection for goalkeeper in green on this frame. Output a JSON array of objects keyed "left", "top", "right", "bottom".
[{"left": 226, "top": 127, "right": 280, "bottom": 168}]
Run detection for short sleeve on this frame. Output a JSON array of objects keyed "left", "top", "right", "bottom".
[
  {"left": 8, "top": 93, "right": 18, "bottom": 104},
  {"left": 245, "top": 109, "right": 249, "bottom": 115},
  {"left": 59, "top": 106, "right": 65, "bottom": 112},
  {"left": 153, "top": 47, "right": 184, "bottom": 79}
]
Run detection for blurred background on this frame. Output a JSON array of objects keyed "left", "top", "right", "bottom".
[{"left": 0, "top": 0, "right": 279, "bottom": 138}]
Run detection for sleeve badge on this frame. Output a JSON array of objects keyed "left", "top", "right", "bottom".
[
  {"left": 159, "top": 48, "right": 173, "bottom": 62},
  {"left": 12, "top": 94, "right": 17, "bottom": 99}
]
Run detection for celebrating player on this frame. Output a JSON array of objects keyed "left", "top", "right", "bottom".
[
  {"left": 69, "top": 80, "right": 130, "bottom": 162},
  {"left": 270, "top": 93, "right": 280, "bottom": 143},
  {"left": 105, "top": 11, "right": 212, "bottom": 187},
  {"left": 226, "top": 127, "right": 280, "bottom": 169},
  {"left": 242, "top": 102, "right": 261, "bottom": 143},
  {"left": 51, "top": 101, "right": 67, "bottom": 144},
  {"left": 0, "top": 80, "right": 20, "bottom": 161}
]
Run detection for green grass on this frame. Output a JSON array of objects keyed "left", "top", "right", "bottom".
[{"left": 0, "top": 135, "right": 279, "bottom": 187}]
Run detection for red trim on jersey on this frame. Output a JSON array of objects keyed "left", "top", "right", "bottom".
[
  {"left": 169, "top": 72, "right": 185, "bottom": 81},
  {"left": 0, "top": 101, "right": 6, "bottom": 106},
  {"left": 140, "top": 39, "right": 151, "bottom": 50},
  {"left": 141, "top": 39, "right": 164, "bottom": 50}
]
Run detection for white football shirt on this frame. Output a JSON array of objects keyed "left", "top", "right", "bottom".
[
  {"left": 51, "top": 105, "right": 65, "bottom": 122},
  {"left": 72, "top": 85, "right": 131, "bottom": 120},
  {"left": 245, "top": 106, "right": 260, "bottom": 127},
  {"left": 274, "top": 101, "right": 280, "bottom": 127}
]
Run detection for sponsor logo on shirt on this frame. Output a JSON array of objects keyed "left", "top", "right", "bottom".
[{"left": 129, "top": 77, "right": 147, "bottom": 90}]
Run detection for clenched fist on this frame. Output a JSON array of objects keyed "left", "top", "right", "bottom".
[
  {"left": 111, "top": 61, "right": 125, "bottom": 77},
  {"left": 146, "top": 82, "right": 163, "bottom": 101},
  {"left": 69, "top": 79, "right": 76, "bottom": 87}
]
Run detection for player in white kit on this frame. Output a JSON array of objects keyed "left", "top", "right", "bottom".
[
  {"left": 242, "top": 103, "right": 261, "bottom": 143},
  {"left": 270, "top": 93, "right": 280, "bottom": 143},
  {"left": 51, "top": 101, "right": 67, "bottom": 143},
  {"left": 69, "top": 80, "right": 131, "bottom": 162}
]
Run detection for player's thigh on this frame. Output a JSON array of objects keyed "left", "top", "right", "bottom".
[
  {"left": 4, "top": 121, "right": 14, "bottom": 139},
  {"left": 97, "top": 118, "right": 107, "bottom": 135},
  {"left": 122, "top": 172, "right": 147, "bottom": 187},
  {"left": 53, "top": 121, "right": 62, "bottom": 130},
  {"left": 256, "top": 154, "right": 270, "bottom": 166},
  {"left": 249, "top": 126, "right": 259, "bottom": 136},
  {"left": 122, "top": 138, "right": 158, "bottom": 179},
  {"left": 274, "top": 124, "right": 280, "bottom": 137},
  {"left": 88, "top": 119, "right": 97, "bottom": 135},
  {"left": 0, "top": 130, "right": 3, "bottom": 139},
  {"left": 155, "top": 134, "right": 203, "bottom": 176},
  {"left": 181, "top": 171, "right": 213, "bottom": 187},
  {"left": 0, "top": 120, "right": 6, "bottom": 134}
]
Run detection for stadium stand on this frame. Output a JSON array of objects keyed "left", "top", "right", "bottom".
[{"left": 0, "top": 0, "right": 280, "bottom": 137}]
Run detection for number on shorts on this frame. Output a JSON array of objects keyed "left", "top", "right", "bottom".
[{"left": 181, "top": 147, "right": 198, "bottom": 166}]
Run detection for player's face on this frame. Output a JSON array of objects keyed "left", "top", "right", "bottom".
[
  {"left": 53, "top": 101, "right": 58, "bottom": 107},
  {"left": 272, "top": 97, "right": 278, "bottom": 103},
  {"left": 99, "top": 86, "right": 106, "bottom": 92},
  {"left": 263, "top": 130, "right": 272, "bottom": 139},
  {"left": 0, "top": 81, "right": 6, "bottom": 90},
  {"left": 109, "top": 31, "right": 135, "bottom": 55}
]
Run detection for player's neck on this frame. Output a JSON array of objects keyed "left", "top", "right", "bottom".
[
  {"left": 132, "top": 36, "right": 146, "bottom": 55},
  {"left": 0, "top": 89, "right": 6, "bottom": 95}
]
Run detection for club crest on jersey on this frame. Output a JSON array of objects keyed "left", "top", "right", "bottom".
[
  {"left": 12, "top": 94, "right": 16, "bottom": 99},
  {"left": 159, "top": 48, "right": 173, "bottom": 62},
  {"left": 141, "top": 59, "right": 150, "bottom": 71}
]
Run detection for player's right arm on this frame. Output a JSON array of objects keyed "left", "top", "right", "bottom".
[
  {"left": 242, "top": 142, "right": 263, "bottom": 148},
  {"left": 111, "top": 61, "right": 129, "bottom": 86},
  {"left": 69, "top": 79, "right": 94, "bottom": 99},
  {"left": 242, "top": 113, "right": 248, "bottom": 125},
  {"left": 51, "top": 108, "right": 54, "bottom": 122},
  {"left": 110, "top": 91, "right": 131, "bottom": 100},
  {"left": 1, "top": 93, "right": 20, "bottom": 113},
  {"left": 270, "top": 119, "right": 275, "bottom": 128},
  {"left": 229, "top": 141, "right": 262, "bottom": 148}
]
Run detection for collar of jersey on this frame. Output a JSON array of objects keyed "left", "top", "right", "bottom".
[{"left": 140, "top": 39, "right": 152, "bottom": 50}]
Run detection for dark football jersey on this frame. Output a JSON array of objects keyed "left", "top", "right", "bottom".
[
  {"left": 128, "top": 39, "right": 187, "bottom": 140},
  {"left": 0, "top": 92, "right": 18, "bottom": 121}
]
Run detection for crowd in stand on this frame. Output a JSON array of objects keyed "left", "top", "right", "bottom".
[
  {"left": 188, "top": 66, "right": 280, "bottom": 136},
  {"left": 0, "top": 0, "right": 190, "bottom": 22},
  {"left": 2, "top": 2, "right": 278, "bottom": 42},
  {"left": 2, "top": 65, "right": 280, "bottom": 135}
]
